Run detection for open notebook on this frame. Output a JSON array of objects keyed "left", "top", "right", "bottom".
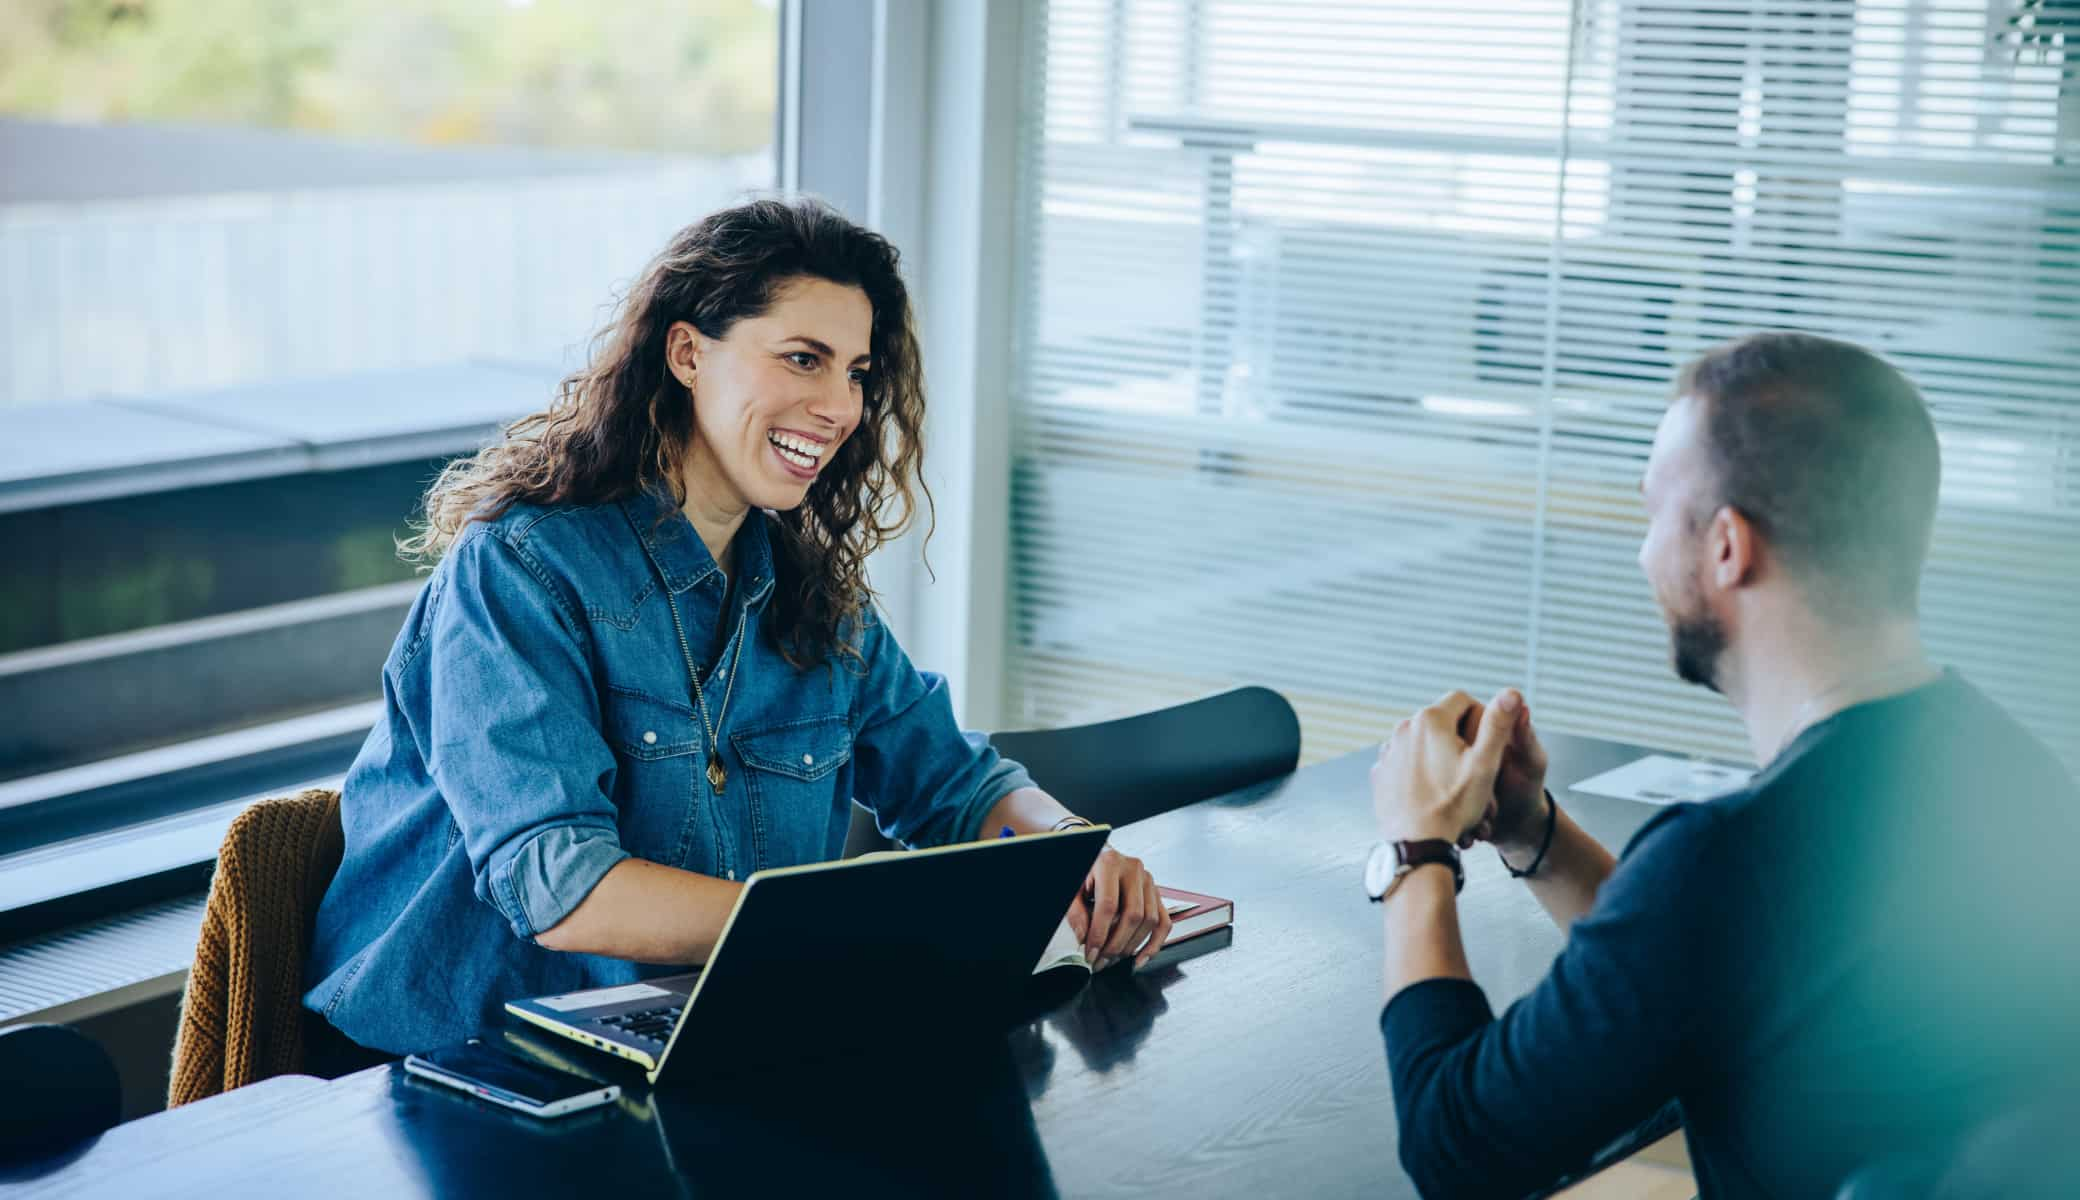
[
  {"left": 1031, "top": 886, "right": 1233, "bottom": 981},
  {"left": 838, "top": 849, "right": 1234, "bottom": 1012}
]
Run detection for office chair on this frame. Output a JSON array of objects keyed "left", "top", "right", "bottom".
[
  {"left": 845, "top": 685, "right": 1301, "bottom": 856},
  {"left": 0, "top": 1023, "right": 123, "bottom": 1159}
]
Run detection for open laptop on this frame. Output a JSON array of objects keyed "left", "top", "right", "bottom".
[{"left": 505, "top": 825, "right": 1110, "bottom": 1084}]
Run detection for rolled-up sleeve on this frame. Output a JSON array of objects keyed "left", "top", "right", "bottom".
[
  {"left": 490, "top": 826, "right": 629, "bottom": 940},
  {"left": 848, "top": 608, "right": 1037, "bottom": 848},
  {"left": 422, "top": 529, "right": 630, "bottom": 940}
]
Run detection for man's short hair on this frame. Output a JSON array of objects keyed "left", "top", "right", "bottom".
[{"left": 1677, "top": 331, "right": 1941, "bottom": 618}]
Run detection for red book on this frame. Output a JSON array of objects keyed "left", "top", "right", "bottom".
[{"left": 1157, "top": 885, "right": 1234, "bottom": 946}]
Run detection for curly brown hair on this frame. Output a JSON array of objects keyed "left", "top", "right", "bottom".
[{"left": 402, "top": 197, "right": 930, "bottom": 668}]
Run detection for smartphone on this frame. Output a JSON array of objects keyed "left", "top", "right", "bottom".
[{"left": 403, "top": 1039, "right": 621, "bottom": 1118}]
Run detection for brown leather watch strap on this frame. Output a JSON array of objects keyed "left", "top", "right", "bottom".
[{"left": 1394, "top": 838, "right": 1465, "bottom": 894}]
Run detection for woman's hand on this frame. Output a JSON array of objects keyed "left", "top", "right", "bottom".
[
  {"left": 978, "top": 788, "right": 1174, "bottom": 970},
  {"left": 1066, "top": 846, "right": 1173, "bottom": 971}
]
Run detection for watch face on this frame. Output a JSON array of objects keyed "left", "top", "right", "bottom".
[{"left": 1364, "top": 841, "right": 1396, "bottom": 898}]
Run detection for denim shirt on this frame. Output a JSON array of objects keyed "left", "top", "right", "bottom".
[{"left": 304, "top": 487, "right": 1033, "bottom": 1053}]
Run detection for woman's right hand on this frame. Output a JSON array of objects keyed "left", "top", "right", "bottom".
[{"left": 1456, "top": 688, "right": 1549, "bottom": 853}]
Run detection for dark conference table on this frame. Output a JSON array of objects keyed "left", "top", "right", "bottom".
[{"left": 5, "top": 733, "right": 1674, "bottom": 1198}]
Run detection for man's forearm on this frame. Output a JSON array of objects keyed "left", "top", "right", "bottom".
[
  {"left": 1381, "top": 863, "right": 1474, "bottom": 1003},
  {"left": 1497, "top": 805, "right": 1615, "bottom": 932}
]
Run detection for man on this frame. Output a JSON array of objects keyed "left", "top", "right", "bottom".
[{"left": 1366, "top": 332, "right": 2080, "bottom": 1197}]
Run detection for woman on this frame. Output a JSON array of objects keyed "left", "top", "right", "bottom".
[{"left": 304, "top": 198, "right": 1169, "bottom": 1056}]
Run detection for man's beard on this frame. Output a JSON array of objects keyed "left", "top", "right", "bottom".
[
  {"left": 1666, "top": 580, "right": 1728, "bottom": 692},
  {"left": 1664, "top": 574, "right": 1730, "bottom": 690}
]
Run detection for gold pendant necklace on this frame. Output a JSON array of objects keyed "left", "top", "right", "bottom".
[{"left": 667, "top": 586, "right": 748, "bottom": 796}]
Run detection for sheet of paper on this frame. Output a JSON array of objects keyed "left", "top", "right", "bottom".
[
  {"left": 1571, "top": 754, "right": 1753, "bottom": 806},
  {"left": 536, "top": 982, "right": 677, "bottom": 1012}
]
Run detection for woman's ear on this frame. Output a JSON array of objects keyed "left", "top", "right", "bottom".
[{"left": 665, "top": 321, "right": 702, "bottom": 388}]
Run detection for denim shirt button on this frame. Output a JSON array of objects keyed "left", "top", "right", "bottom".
[
  {"left": 642, "top": 730, "right": 658, "bottom": 745},
  {"left": 802, "top": 753, "right": 814, "bottom": 766}
]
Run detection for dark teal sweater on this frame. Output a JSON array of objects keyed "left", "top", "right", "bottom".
[{"left": 1382, "top": 675, "right": 2080, "bottom": 1198}]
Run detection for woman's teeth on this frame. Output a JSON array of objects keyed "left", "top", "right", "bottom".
[{"left": 768, "top": 432, "right": 820, "bottom": 469}]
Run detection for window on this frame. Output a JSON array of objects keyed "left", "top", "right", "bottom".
[
  {"left": 2, "top": 0, "right": 776, "bottom": 410},
  {"left": 0, "top": 1, "right": 779, "bottom": 869},
  {"left": 1007, "top": 0, "right": 2079, "bottom": 770}
]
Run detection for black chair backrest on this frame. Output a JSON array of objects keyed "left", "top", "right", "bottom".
[
  {"left": 0, "top": 1023, "right": 122, "bottom": 1160},
  {"left": 989, "top": 686, "right": 1300, "bottom": 828},
  {"left": 845, "top": 686, "right": 1299, "bottom": 856}
]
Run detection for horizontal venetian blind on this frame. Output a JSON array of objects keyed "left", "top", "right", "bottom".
[{"left": 1007, "top": 0, "right": 2079, "bottom": 772}]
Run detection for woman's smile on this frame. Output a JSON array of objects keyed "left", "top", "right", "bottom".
[{"left": 766, "top": 426, "right": 828, "bottom": 480}]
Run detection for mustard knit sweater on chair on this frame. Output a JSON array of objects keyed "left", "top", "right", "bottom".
[{"left": 168, "top": 788, "right": 344, "bottom": 1107}]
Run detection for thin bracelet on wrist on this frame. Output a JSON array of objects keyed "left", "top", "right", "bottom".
[
  {"left": 1051, "top": 815, "right": 1095, "bottom": 832},
  {"left": 1500, "top": 789, "right": 1558, "bottom": 879}
]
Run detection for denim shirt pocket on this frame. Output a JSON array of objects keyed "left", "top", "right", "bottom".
[
  {"left": 600, "top": 685, "right": 705, "bottom": 870},
  {"left": 731, "top": 714, "right": 853, "bottom": 871}
]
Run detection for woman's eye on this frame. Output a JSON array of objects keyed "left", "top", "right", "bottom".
[
  {"left": 787, "top": 352, "right": 818, "bottom": 369},
  {"left": 848, "top": 368, "right": 869, "bottom": 386}
]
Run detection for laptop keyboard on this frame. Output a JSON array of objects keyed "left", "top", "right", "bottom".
[{"left": 597, "top": 1004, "right": 683, "bottom": 1044}]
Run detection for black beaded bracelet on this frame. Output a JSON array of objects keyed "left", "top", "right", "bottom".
[{"left": 1502, "top": 789, "right": 1558, "bottom": 879}]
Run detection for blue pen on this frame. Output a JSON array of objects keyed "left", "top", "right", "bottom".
[{"left": 998, "top": 825, "right": 1016, "bottom": 839}]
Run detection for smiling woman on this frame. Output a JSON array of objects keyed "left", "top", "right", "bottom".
[
  {"left": 303, "top": 198, "right": 1171, "bottom": 1057},
  {"left": 401, "top": 199, "right": 924, "bottom": 672}
]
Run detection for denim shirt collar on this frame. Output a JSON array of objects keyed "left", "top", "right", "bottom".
[{"left": 619, "top": 484, "right": 778, "bottom": 608}]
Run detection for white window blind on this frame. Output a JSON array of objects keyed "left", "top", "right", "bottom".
[{"left": 1006, "top": 0, "right": 2079, "bottom": 771}]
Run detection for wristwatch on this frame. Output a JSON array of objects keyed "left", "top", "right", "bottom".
[{"left": 1365, "top": 839, "right": 1464, "bottom": 902}]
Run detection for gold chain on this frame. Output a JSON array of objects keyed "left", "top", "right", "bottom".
[{"left": 666, "top": 587, "right": 749, "bottom": 794}]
